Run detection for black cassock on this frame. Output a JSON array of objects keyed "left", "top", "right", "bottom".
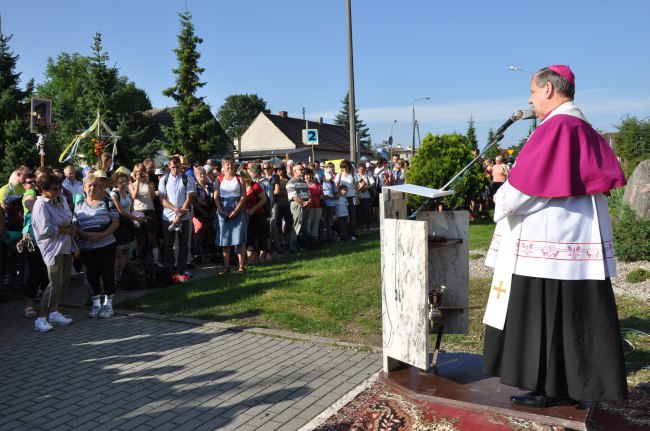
[{"left": 483, "top": 274, "right": 628, "bottom": 402}]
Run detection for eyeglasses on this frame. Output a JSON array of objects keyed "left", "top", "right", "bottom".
[
  {"left": 138, "top": 173, "right": 147, "bottom": 177},
  {"left": 24, "top": 181, "right": 35, "bottom": 185}
]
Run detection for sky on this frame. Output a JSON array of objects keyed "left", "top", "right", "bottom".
[{"left": 3, "top": 0, "right": 650, "bottom": 152}]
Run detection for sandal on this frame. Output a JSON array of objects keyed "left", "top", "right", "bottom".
[
  {"left": 238, "top": 267, "right": 246, "bottom": 273},
  {"left": 219, "top": 267, "right": 230, "bottom": 275}
]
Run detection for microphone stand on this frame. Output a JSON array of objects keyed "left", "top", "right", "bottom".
[
  {"left": 440, "top": 131, "right": 505, "bottom": 192},
  {"left": 407, "top": 129, "right": 506, "bottom": 220}
]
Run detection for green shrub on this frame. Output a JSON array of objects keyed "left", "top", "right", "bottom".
[
  {"left": 607, "top": 187, "right": 625, "bottom": 219},
  {"left": 626, "top": 268, "right": 649, "bottom": 283},
  {"left": 613, "top": 204, "right": 650, "bottom": 262}
]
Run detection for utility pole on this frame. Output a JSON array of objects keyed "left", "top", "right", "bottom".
[{"left": 346, "top": 0, "right": 357, "bottom": 162}]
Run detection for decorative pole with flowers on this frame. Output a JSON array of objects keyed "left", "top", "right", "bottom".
[
  {"left": 31, "top": 98, "right": 58, "bottom": 167},
  {"left": 59, "top": 111, "right": 120, "bottom": 167}
]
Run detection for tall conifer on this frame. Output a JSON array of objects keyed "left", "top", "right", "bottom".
[
  {"left": 334, "top": 92, "right": 372, "bottom": 149},
  {"left": 0, "top": 25, "right": 36, "bottom": 179},
  {"left": 163, "top": 10, "right": 228, "bottom": 163}
]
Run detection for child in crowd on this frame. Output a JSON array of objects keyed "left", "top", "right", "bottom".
[{"left": 335, "top": 185, "right": 350, "bottom": 242}]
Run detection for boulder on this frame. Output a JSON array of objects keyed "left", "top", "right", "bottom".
[{"left": 623, "top": 159, "right": 650, "bottom": 219}]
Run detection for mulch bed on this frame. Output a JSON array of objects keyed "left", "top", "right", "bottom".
[{"left": 313, "top": 378, "right": 650, "bottom": 431}]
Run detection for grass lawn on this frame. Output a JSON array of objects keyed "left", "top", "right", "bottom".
[
  {"left": 468, "top": 217, "right": 496, "bottom": 250},
  {"left": 121, "top": 225, "right": 649, "bottom": 386}
]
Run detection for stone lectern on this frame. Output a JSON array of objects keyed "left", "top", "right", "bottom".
[{"left": 380, "top": 185, "right": 469, "bottom": 372}]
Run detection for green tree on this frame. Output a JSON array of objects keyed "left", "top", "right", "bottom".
[
  {"left": 407, "top": 132, "right": 484, "bottom": 210},
  {"left": 163, "top": 10, "right": 228, "bottom": 163},
  {"left": 217, "top": 94, "right": 270, "bottom": 140},
  {"left": 466, "top": 115, "right": 478, "bottom": 149},
  {"left": 482, "top": 127, "right": 501, "bottom": 161},
  {"left": 0, "top": 29, "right": 35, "bottom": 180},
  {"left": 37, "top": 35, "right": 154, "bottom": 168},
  {"left": 334, "top": 92, "right": 372, "bottom": 148},
  {"left": 614, "top": 116, "right": 650, "bottom": 177},
  {"left": 85, "top": 32, "right": 118, "bottom": 118}
]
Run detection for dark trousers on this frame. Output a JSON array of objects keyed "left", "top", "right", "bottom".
[
  {"left": 23, "top": 247, "right": 49, "bottom": 299},
  {"left": 81, "top": 243, "right": 116, "bottom": 296},
  {"left": 162, "top": 219, "right": 190, "bottom": 273},
  {"left": 322, "top": 206, "right": 335, "bottom": 240},
  {"left": 337, "top": 216, "right": 350, "bottom": 241},
  {"left": 345, "top": 197, "right": 357, "bottom": 237}
]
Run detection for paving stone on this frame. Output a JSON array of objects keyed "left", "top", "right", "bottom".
[{"left": 0, "top": 293, "right": 381, "bottom": 431}]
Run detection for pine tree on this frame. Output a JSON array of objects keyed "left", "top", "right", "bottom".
[
  {"left": 0, "top": 28, "right": 36, "bottom": 180},
  {"left": 483, "top": 127, "right": 501, "bottom": 160},
  {"left": 466, "top": 115, "right": 478, "bottom": 149},
  {"left": 333, "top": 92, "right": 372, "bottom": 148},
  {"left": 163, "top": 10, "right": 228, "bottom": 163},
  {"left": 85, "top": 32, "right": 119, "bottom": 119}
]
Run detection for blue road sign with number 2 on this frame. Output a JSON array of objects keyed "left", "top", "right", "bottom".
[{"left": 306, "top": 129, "right": 318, "bottom": 143}]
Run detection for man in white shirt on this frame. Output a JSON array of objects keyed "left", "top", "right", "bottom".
[
  {"left": 62, "top": 165, "right": 84, "bottom": 204},
  {"left": 158, "top": 156, "right": 195, "bottom": 278}
]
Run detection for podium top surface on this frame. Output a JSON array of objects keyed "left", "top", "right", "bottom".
[{"left": 383, "top": 184, "right": 454, "bottom": 199}]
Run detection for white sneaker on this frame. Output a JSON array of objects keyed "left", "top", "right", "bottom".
[
  {"left": 88, "top": 305, "right": 101, "bottom": 318},
  {"left": 35, "top": 317, "right": 54, "bottom": 333},
  {"left": 98, "top": 304, "right": 113, "bottom": 319},
  {"left": 23, "top": 307, "right": 37, "bottom": 318},
  {"left": 49, "top": 311, "right": 73, "bottom": 325},
  {"left": 351, "top": 236, "right": 357, "bottom": 241}
]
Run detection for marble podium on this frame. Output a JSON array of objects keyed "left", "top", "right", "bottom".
[
  {"left": 380, "top": 186, "right": 469, "bottom": 373},
  {"left": 378, "top": 187, "right": 594, "bottom": 431}
]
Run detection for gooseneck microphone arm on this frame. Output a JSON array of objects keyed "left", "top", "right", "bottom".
[{"left": 440, "top": 110, "right": 534, "bottom": 191}]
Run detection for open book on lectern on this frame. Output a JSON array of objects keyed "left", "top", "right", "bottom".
[{"left": 382, "top": 184, "right": 454, "bottom": 199}]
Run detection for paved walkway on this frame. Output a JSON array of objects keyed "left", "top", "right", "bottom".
[{"left": 0, "top": 263, "right": 381, "bottom": 430}]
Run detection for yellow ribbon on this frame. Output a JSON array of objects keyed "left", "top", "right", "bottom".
[{"left": 58, "top": 112, "right": 119, "bottom": 162}]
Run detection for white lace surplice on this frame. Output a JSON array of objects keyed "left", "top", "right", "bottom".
[{"left": 485, "top": 181, "right": 616, "bottom": 281}]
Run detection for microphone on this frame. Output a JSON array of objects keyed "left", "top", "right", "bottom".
[{"left": 495, "top": 109, "right": 535, "bottom": 136}]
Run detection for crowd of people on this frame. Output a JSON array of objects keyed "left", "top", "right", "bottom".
[
  {"left": 0, "top": 152, "right": 415, "bottom": 333},
  {"left": 0, "top": 147, "right": 515, "bottom": 334},
  {"left": 469, "top": 152, "right": 514, "bottom": 219}
]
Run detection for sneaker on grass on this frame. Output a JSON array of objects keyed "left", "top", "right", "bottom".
[
  {"left": 35, "top": 317, "right": 54, "bottom": 333},
  {"left": 49, "top": 311, "right": 73, "bottom": 325}
]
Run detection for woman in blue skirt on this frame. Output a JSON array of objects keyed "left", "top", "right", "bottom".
[{"left": 214, "top": 156, "right": 247, "bottom": 274}]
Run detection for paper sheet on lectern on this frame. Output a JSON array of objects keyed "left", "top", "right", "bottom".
[{"left": 383, "top": 184, "right": 455, "bottom": 198}]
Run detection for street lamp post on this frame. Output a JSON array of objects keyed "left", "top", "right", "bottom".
[
  {"left": 412, "top": 97, "right": 430, "bottom": 150},
  {"left": 509, "top": 66, "right": 537, "bottom": 127},
  {"left": 509, "top": 65, "right": 534, "bottom": 75}
]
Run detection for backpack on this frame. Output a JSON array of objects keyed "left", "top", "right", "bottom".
[
  {"left": 155, "top": 266, "right": 176, "bottom": 288},
  {"left": 217, "top": 173, "right": 242, "bottom": 187},
  {"left": 3, "top": 194, "right": 24, "bottom": 233},
  {"left": 161, "top": 172, "right": 188, "bottom": 189},
  {"left": 120, "top": 259, "right": 147, "bottom": 290},
  {"left": 297, "top": 232, "right": 321, "bottom": 250},
  {"left": 255, "top": 181, "right": 272, "bottom": 218}
]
